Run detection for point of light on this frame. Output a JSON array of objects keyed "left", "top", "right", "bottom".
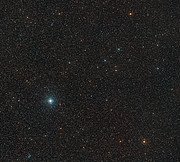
[
  {"left": 58, "top": 12, "right": 63, "bottom": 15},
  {"left": 27, "top": 154, "right": 31, "bottom": 159},
  {"left": 117, "top": 47, "right": 121, "bottom": 51},
  {"left": 142, "top": 139, "right": 147, "bottom": 145},
  {"left": 119, "top": 140, "right": 123, "bottom": 143},
  {"left": 48, "top": 98, "right": 53, "bottom": 104}
]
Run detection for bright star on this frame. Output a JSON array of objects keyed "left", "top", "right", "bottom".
[
  {"left": 142, "top": 139, "right": 147, "bottom": 145},
  {"left": 48, "top": 98, "right": 53, "bottom": 104}
]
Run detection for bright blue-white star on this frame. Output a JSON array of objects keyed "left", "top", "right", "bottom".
[{"left": 48, "top": 98, "right": 54, "bottom": 104}]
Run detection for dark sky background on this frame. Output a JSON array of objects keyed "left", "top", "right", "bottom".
[{"left": 1, "top": 0, "right": 179, "bottom": 161}]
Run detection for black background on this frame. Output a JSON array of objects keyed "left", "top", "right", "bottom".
[{"left": 1, "top": 0, "right": 179, "bottom": 161}]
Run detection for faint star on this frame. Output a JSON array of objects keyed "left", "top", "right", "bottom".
[
  {"left": 117, "top": 47, "right": 121, "bottom": 51},
  {"left": 119, "top": 140, "right": 123, "bottom": 143},
  {"left": 27, "top": 154, "right": 31, "bottom": 158}
]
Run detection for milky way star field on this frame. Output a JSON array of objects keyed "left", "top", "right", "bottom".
[{"left": 1, "top": 0, "right": 179, "bottom": 161}]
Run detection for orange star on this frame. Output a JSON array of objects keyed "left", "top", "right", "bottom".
[{"left": 142, "top": 139, "right": 147, "bottom": 145}]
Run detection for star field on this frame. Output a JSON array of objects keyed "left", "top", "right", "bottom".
[{"left": 1, "top": 0, "right": 179, "bottom": 161}]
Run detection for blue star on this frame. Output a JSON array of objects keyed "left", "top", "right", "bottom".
[
  {"left": 117, "top": 47, "right": 121, "bottom": 51},
  {"left": 48, "top": 98, "right": 53, "bottom": 104},
  {"left": 104, "top": 59, "right": 107, "bottom": 62},
  {"left": 27, "top": 154, "right": 31, "bottom": 159},
  {"left": 156, "top": 67, "right": 160, "bottom": 70}
]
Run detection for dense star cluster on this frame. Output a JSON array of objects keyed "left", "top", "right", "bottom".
[{"left": 1, "top": 0, "right": 179, "bottom": 161}]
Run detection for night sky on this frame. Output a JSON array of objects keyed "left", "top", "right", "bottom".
[{"left": 1, "top": 0, "right": 179, "bottom": 161}]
